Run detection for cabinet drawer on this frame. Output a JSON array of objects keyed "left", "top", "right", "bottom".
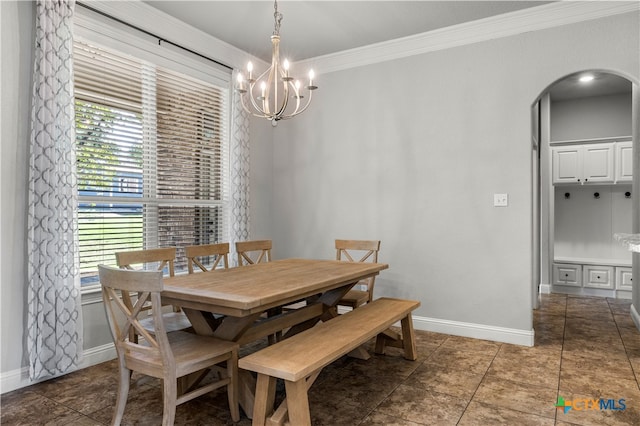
[
  {"left": 553, "top": 263, "right": 582, "bottom": 287},
  {"left": 583, "top": 265, "right": 614, "bottom": 289},
  {"left": 616, "top": 267, "right": 633, "bottom": 291}
]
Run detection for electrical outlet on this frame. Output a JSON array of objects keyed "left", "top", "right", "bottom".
[{"left": 494, "top": 193, "right": 508, "bottom": 207}]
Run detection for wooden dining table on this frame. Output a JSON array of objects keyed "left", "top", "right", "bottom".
[{"left": 161, "top": 258, "right": 389, "bottom": 416}]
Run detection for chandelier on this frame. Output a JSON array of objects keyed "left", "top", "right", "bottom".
[{"left": 235, "top": 0, "right": 317, "bottom": 126}]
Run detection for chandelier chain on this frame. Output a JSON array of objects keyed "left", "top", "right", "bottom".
[{"left": 273, "top": 0, "right": 283, "bottom": 36}]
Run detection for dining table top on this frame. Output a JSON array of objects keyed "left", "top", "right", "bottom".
[{"left": 161, "top": 258, "right": 388, "bottom": 316}]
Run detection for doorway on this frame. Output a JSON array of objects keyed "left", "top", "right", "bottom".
[{"left": 531, "top": 71, "right": 638, "bottom": 325}]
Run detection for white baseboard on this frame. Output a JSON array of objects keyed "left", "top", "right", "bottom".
[
  {"left": 631, "top": 304, "right": 640, "bottom": 331},
  {"left": 539, "top": 283, "right": 552, "bottom": 294},
  {"left": 0, "top": 343, "right": 116, "bottom": 394},
  {"left": 339, "top": 306, "right": 534, "bottom": 347},
  {"left": 412, "top": 315, "right": 534, "bottom": 347}
]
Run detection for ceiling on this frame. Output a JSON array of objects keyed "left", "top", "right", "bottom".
[
  {"left": 547, "top": 72, "right": 631, "bottom": 102},
  {"left": 143, "top": 1, "right": 552, "bottom": 62},
  {"left": 142, "top": 1, "right": 632, "bottom": 101}
]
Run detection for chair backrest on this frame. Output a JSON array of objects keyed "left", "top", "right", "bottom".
[
  {"left": 236, "top": 240, "right": 272, "bottom": 266},
  {"left": 115, "top": 247, "right": 177, "bottom": 313},
  {"left": 335, "top": 239, "right": 381, "bottom": 303},
  {"left": 98, "top": 265, "right": 173, "bottom": 367},
  {"left": 115, "top": 247, "right": 177, "bottom": 277},
  {"left": 185, "top": 243, "right": 230, "bottom": 273}
]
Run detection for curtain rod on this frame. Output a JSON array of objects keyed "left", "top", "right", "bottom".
[{"left": 77, "top": 2, "right": 233, "bottom": 71}]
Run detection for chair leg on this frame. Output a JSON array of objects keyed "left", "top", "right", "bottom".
[
  {"left": 162, "top": 376, "right": 177, "bottom": 426},
  {"left": 112, "top": 365, "right": 130, "bottom": 426},
  {"left": 227, "top": 351, "right": 240, "bottom": 422}
]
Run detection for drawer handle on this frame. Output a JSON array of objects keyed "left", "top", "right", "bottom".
[
  {"left": 565, "top": 274, "right": 569, "bottom": 277},
  {"left": 597, "top": 276, "right": 601, "bottom": 279}
]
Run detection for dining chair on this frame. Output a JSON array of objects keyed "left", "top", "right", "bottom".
[
  {"left": 235, "top": 239, "right": 272, "bottom": 266},
  {"left": 98, "top": 265, "right": 239, "bottom": 425},
  {"left": 185, "top": 243, "right": 230, "bottom": 273},
  {"left": 115, "top": 248, "right": 191, "bottom": 339},
  {"left": 335, "top": 239, "right": 381, "bottom": 310}
]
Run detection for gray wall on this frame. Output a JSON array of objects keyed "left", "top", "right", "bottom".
[
  {"left": 1, "top": 1, "right": 639, "bottom": 389},
  {"left": 551, "top": 93, "right": 632, "bottom": 141},
  {"left": 1, "top": 0, "right": 34, "bottom": 378}
]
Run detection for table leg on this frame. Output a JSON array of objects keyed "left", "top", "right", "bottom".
[{"left": 283, "top": 283, "right": 355, "bottom": 338}]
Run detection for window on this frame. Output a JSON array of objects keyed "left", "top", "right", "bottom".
[{"left": 74, "top": 40, "right": 229, "bottom": 286}]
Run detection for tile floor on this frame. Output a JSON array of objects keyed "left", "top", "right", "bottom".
[{"left": 2, "top": 294, "right": 640, "bottom": 425}]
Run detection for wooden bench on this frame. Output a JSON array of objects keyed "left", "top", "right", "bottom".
[{"left": 238, "top": 297, "right": 420, "bottom": 426}]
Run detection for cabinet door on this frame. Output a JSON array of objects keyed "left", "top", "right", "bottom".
[
  {"left": 582, "top": 143, "right": 614, "bottom": 183},
  {"left": 552, "top": 147, "right": 582, "bottom": 184},
  {"left": 553, "top": 263, "right": 582, "bottom": 287},
  {"left": 615, "top": 141, "right": 633, "bottom": 183},
  {"left": 583, "top": 265, "right": 614, "bottom": 289},
  {"left": 616, "top": 267, "right": 633, "bottom": 291}
]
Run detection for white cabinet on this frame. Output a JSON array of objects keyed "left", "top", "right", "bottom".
[
  {"left": 552, "top": 141, "right": 632, "bottom": 185},
  {"left": 552, "top": 143, "right": 614, "bottom": 184},
  {"left": 583, "top": 144, "right": 615, "bottom": 183},
  {"left": 552, "top": 263, "right": 582, "bottom": 287},
  {"left": 553, "top": 261, "right": 631, "bottom": 296},
  {"left": 552, "top": 146, "right": 582, "bottom": 184},
  {"left": 616, "top": 267, "right": 633, "bottom": 291},
  {"left": 615, "top": 141, "right": 633, "bottom": 183},
  {"left": 582, "top": 265, "right": 614, "bottom": 289}
]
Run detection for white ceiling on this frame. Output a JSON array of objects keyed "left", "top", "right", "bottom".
[
  {"left": 143, "top": 1, "right": 552, "bottom": 62},
  {"left": 547, "top": 71, "right": 631, "bottom": 102}
]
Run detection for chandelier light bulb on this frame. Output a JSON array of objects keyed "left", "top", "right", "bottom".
[{"left": 247, "top": 61, "right": 253, "bottom": 80}]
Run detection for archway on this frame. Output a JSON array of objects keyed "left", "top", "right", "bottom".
[{"left": 531, "top": 70, "right": 639, "bottom": 335}]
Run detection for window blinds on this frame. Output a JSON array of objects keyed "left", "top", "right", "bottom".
[{"left": 74, "top": 40, "right": 229, "bottom": 285}]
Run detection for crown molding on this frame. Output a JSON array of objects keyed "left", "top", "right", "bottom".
[
  {"left": 75, "top": 0, "right": 268, "bottom": 70},
  {"left": 295, "top": 1, "right": 640, "bottom": 75}
]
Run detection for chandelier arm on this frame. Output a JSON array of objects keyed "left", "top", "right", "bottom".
[
  {"left": 274, "top": 72, "right": 290, "bottom": 118},
  {"left": 247, "top": 67, "right": 272, "bottom": 115},
  {"left": 284, "top": 79, "right": 301, "bottom": 116},
  {"left": 278, "top": 89, "right": 314, "bottom": 120},
  {"left": 291, "top": 89, "right": 314, "bottom": 115},
  {"left": 239, "top": 91, "right": 270, "bottom": 119}
]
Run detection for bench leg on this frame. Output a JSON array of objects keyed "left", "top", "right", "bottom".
[
  {"left": 252, "top": 374, "right": 276, "bottom": 426},
  {"left": 284, "top": 379, "right": 311, "bottom": 426},
  {"left": 401, "top": 313, "right": 417, "bottom": 360},
  {"left": 374, "top": 314, "right": 418, "bottom": 361}
]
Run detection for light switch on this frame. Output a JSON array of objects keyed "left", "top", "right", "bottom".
[{"left": 494, "top": 193, "right": 508, "bottom": 207}]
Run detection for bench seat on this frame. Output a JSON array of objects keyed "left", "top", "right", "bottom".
[{"left": 239, "top": 297, "right": 420, "bottom": 425}]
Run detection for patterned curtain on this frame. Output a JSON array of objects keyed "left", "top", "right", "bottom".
[
  {"left": 229, "top": 70, "right": 251, "bottom": 266},
  {"left": 27, "top": 0, "right": 82, "bottom": 380}
]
